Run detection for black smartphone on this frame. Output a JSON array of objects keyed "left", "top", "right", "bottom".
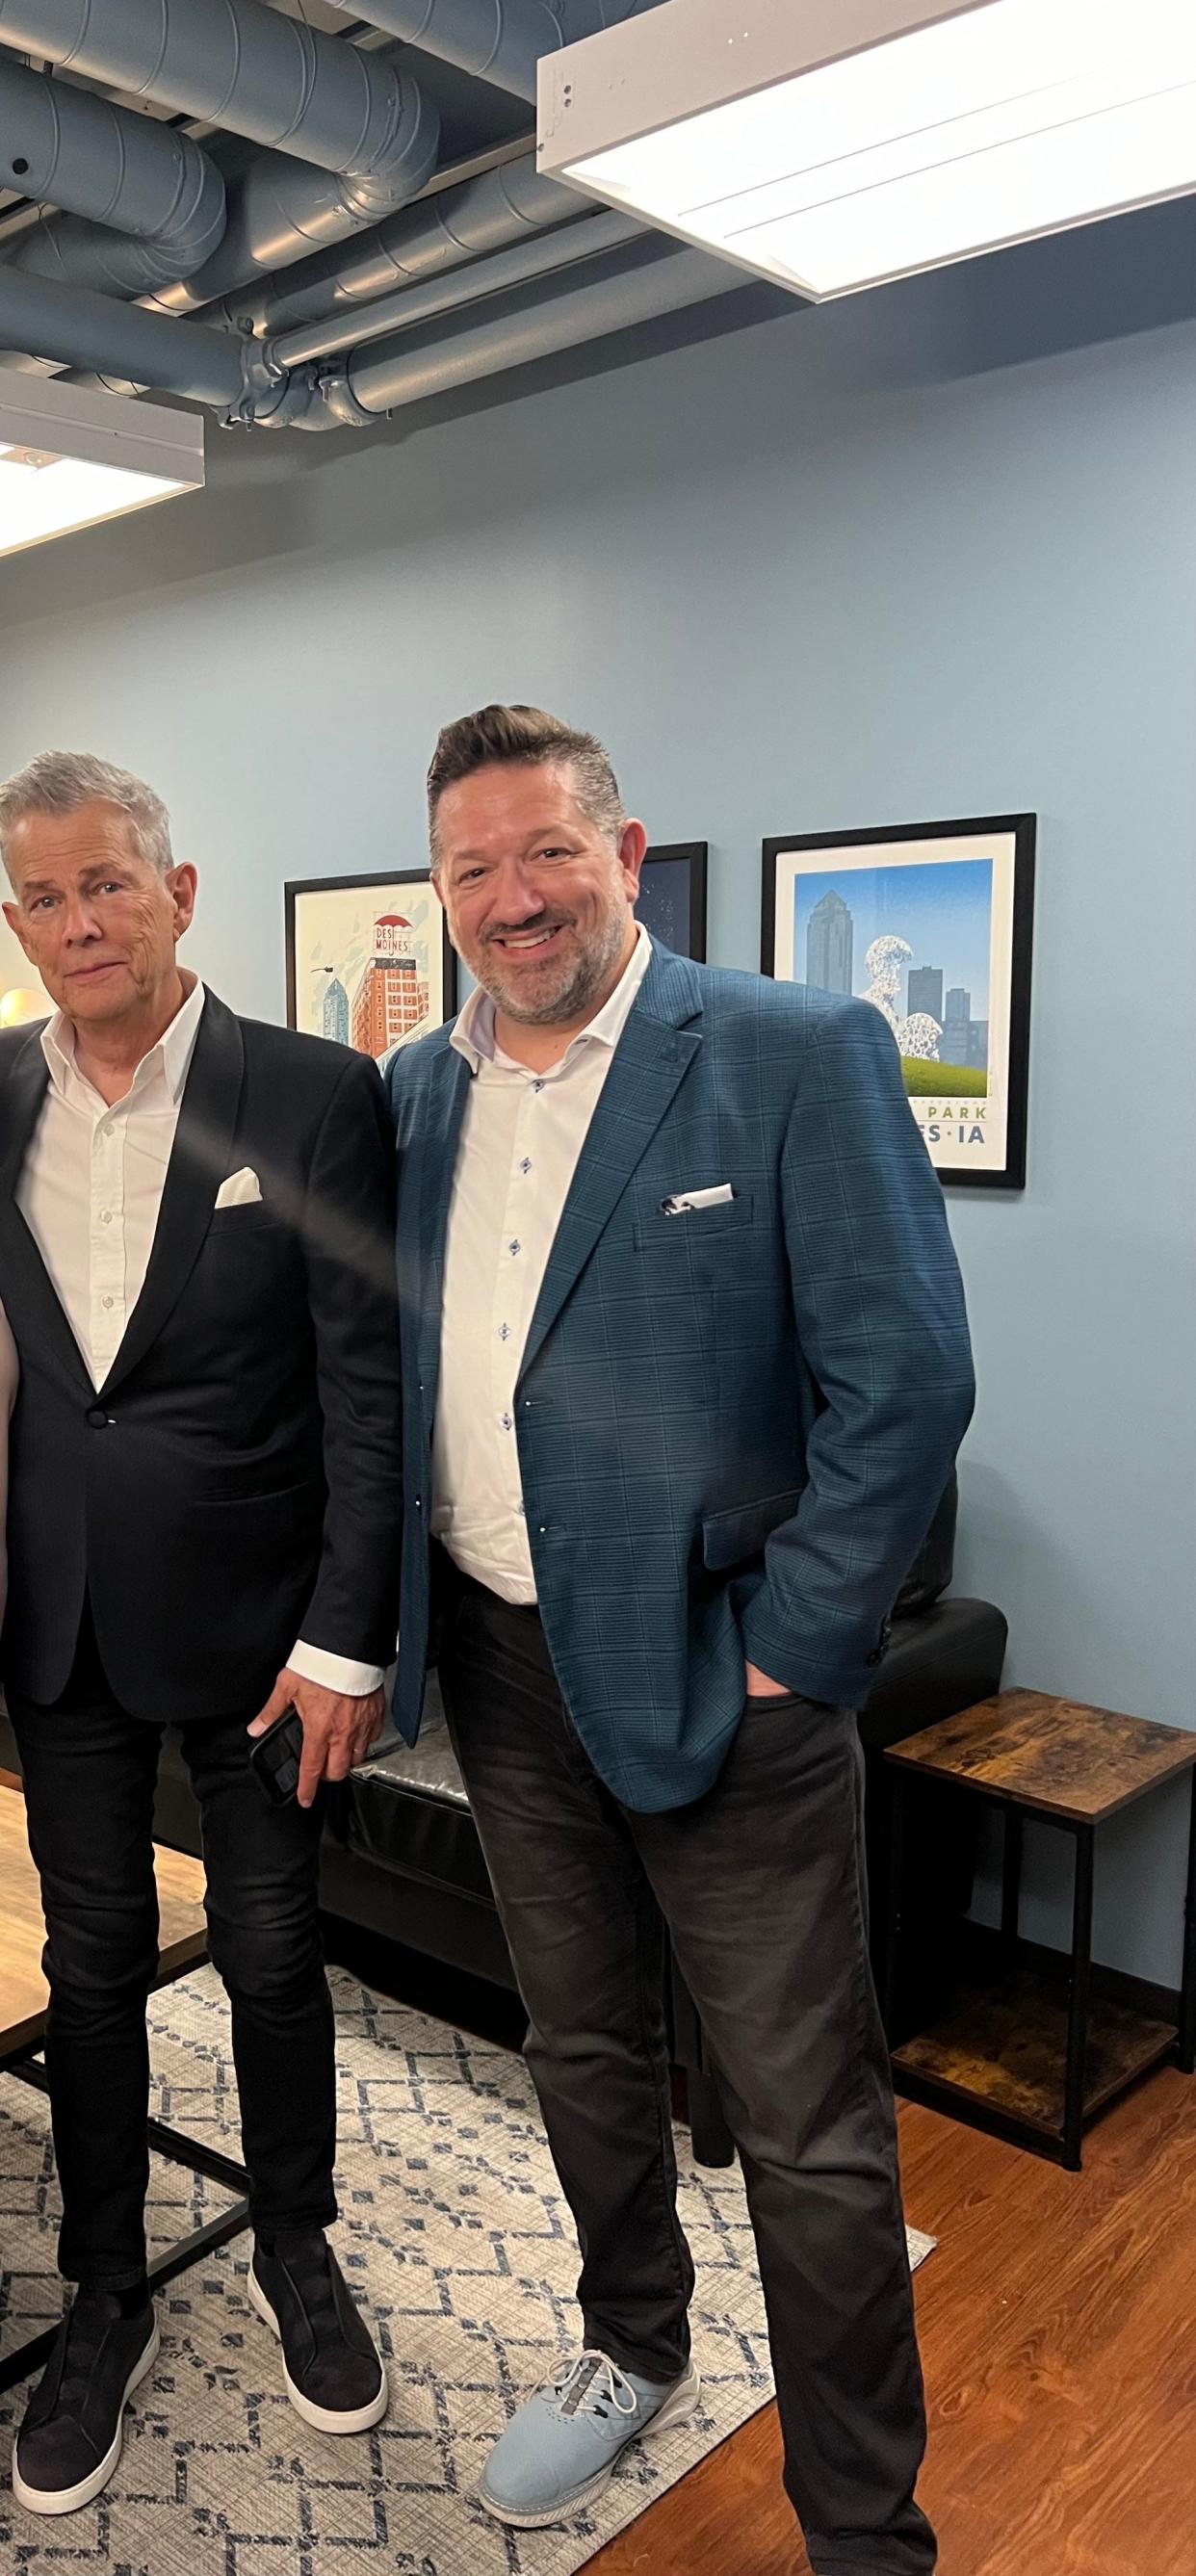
[{"left": 248, "top": 1704, "right": 304, "bottom": 1805}]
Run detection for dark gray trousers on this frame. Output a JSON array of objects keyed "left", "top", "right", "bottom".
[{"left": 437, "top": 1571, "right": 935, "bottom": 2576}]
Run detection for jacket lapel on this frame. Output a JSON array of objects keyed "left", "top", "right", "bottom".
[
  {"left": 519, "top": 948, "right": 704, "bottom": 1382},
  {"left": 415, "top": 1037, "right": 471, "bottom": 1403},
  {"left": 0, "top": 1025, "right": 94, "bottom": 1397},
  {"left": 100, "top": 991, "right": 245, "bottom": 1399}
]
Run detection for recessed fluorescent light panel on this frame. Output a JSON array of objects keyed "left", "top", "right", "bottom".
[
  {"left": 537, "top": 0, "right": 1196, "bottom": 299},
  {"left": 0, "top": 370, "right": 203, "bottom": 560}
]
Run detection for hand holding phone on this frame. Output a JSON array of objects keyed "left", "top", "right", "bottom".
[{"left": 248, "top": 1704, "right": 304, "bottom": 1805}]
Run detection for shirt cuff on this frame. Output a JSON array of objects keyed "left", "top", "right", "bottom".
[{"left": 289, "top": 1639, "right": 385, "bottom": 1697}]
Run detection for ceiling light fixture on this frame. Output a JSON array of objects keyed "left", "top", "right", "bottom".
[
  {"left": 537, "top": 0, "right": 1196, "bottom": 301},
  {"left": 0, "top": 370, "right": 204, "bottom": 561}
]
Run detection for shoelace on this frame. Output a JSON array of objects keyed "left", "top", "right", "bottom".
[{"left": 548, "top": 2350, "right": 640, "bottom": 2425}]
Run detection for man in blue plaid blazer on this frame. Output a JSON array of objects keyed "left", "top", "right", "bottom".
[{"left": 386, "top": 705, "right": 974, "bottom": 2575}]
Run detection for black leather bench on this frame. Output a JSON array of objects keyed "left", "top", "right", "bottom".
[
  {"left": 318, "top": 1596, "right": 1006, "bottom": 1998},
  {"left": 0, "top": 1579, "right": 1008, "bottom": 2163}
]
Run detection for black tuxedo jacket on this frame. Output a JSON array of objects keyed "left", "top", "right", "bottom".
[{"left": 0, "top": 992, "right": 403, "bottom": 1722}]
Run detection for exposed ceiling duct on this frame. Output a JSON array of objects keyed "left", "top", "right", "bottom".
[
  {"left": 273, "top": 202, "right": 639, "bottom": 363},
  {"left": 334, "top": 1, "right": 659, "bottom": 104},
  {"left": 213, "top": 154, "right": 586, "bottom": 341},
  {"left": 0, "top": 260, "right": 268, "bottom": 410},
  {"left": 145, "top": 115, "right": 442, "bottom": 317},
  {"left": 0, "top": 0, "right": 418, "bottom": 180},
  {"left": 0, "top": 0, "right": 441, "bottom": 314},
  {"left": 299, "top": 237, "right": 741, "bottom": 423},
  {"left": 0, "top": 0, "right": 746, "bottom": 457},
  {"left": 0, "top": 55, "right": 225, "bottom": 296},
  {"left": 0, "top": 230, "right": 739, "bottom": 429}
]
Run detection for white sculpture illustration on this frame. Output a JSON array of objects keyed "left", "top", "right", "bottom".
[
  {"left": 863, "top": 935, "right": 943, "bottom": 1061},
  {"left": 898, "top": 1011, "right": 944, "bottom": 1061}
]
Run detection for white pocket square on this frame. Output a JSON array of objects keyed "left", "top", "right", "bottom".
[
  {"left": 214, "top": 1167, "right": 262, "bottom": 1210},
  {"left": 660, "top": 1184, "right": 735, "bottom": 1215}
]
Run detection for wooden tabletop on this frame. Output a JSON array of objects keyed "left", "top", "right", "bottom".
[
  {"left": 885, "top": 1689, "right": 1196, "bottom": 1825},
  {"left": 0, "top": 1772, "right": 208, "bottom": 2057}
]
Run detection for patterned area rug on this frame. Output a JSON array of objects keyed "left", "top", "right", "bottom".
[{"left": 0, "top": 1966, "right": 935, "bottom": 2574}]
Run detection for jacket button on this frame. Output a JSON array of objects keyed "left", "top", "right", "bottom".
[{"left": 86, "top": 1406, "right": 113, "bottom": 1428}]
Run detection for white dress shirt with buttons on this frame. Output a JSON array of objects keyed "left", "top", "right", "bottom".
[
  {"left": 432, "top": 925, "right": 653, "bottom": 1605},
  {"left": 15, "top": 978, "right": 375, "bottom": 1696}
]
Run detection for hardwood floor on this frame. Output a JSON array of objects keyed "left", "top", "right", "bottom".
[
  {"left": 0, "top": 1772, "right": 207, "bottom": 2053},
  {"left": 586, "top": 2068, "right": 1196, "bottom": 2576}
]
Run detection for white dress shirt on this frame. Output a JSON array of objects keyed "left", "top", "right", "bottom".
[
  {"left": 15, "top": 979, "right": 373, "bottom": 1697},
  {"left": 0, "top": 1300, "right": 16, "bottom": 1635},
  {"left": 19, "top": 976, "right": 208, "bottom": 1387},
  {"left": 433, "top": 927, "right": 653, "bottom": 1603}
]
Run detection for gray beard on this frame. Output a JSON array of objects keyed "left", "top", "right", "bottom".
[{"left": 476, "top": 908, "right": 628, "bottom": 1027}]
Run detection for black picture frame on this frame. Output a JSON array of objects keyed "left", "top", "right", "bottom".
[
  {"left": 285, "top": 869, "right": 457, "bottom": 1063},
  {"left": 637, "top": 842, "right": 708, "bottom": 961},
  {"left": 762, "top": 814, "right": 1035, "bottom": 1191}
]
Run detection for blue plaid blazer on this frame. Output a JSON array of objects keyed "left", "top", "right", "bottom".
[{"left": 387, "top": 943, "right": 975, "bottom": 1811}]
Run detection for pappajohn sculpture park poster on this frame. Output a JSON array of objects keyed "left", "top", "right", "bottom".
[
  {"left": 285, "top": 871, "right": 455, "bottom": 1066},
  {"left": 763, "top": 818, "right": 1034, "bottom": 1190}
]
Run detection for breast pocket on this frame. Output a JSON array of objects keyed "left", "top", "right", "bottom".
[
  {"left": 633, "top": 1191, "right": 756, "bottom": 1285},
  {"left": 205, "top": 1206, "right": 281, "bottom": 1238}
]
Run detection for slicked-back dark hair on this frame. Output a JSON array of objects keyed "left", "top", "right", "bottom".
[{"left": 427, "top": 703, "right": 625, "bottom": 867}]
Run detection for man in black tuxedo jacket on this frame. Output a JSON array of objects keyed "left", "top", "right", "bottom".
[{"left": 0, "top": 752, "right": 403, "bottom": 2517}]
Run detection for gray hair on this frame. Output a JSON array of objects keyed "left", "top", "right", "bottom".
[{"left": 0, "top": 749, "right": 173, "bottom": 880}]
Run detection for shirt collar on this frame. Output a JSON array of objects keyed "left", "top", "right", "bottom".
[
  {"left": 41, "top": 974, "right": 207, "bottom": 1106},
  {"left": 451, "top": 925, "right": 652, "bottom": 1076}
]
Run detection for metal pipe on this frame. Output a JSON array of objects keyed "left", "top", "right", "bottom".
[
  {"left": 0, "top": 264, "right": 262, "bottom": 408},
  {"left": 0, "top": 224, "right": 742, "bottom": 431},
  {"left": 336, "top": 240, "right": 741, "bottom": 417},
  {"left": 336, "top": 1, "right": 661, "bottom": 103},
  {"left": 216, "top": 153, "right": 581, "bottom": 340},
  {"left": 274, "top": 206, "right": 639, "bottom": 365},
  {"left": 0, "top": 58, "right": 225, "bottom": 297}
]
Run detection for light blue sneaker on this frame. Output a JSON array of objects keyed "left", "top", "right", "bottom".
[{"left": 480, "top": 2347, "right": 700, "bottom": 2529}]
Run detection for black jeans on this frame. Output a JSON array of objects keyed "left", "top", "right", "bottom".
[
  {"left": 8, "top": 1634, "right": 337, "bottom": 2292},
  {"left": 437, "top": 1571, "right": 935, "bottom": 2576}
]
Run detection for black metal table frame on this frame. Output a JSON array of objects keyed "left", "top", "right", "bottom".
[
  {"left": 883, "top": 1766, "right": 1196, "bottom": 2172},
  {"left": 0, "top": 1961, "right": 249, "bottom": 2397}
]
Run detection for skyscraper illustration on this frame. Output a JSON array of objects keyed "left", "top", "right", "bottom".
[
  {"left": 943, "top": 986, "right": 971, "bottom": 1055},
  {"left": 805, "top": 889, "right": 854, "bottom": 994},
  {"left": 907, "top": 966, "right": 944, "bottom": 1024},
  {"left": 322, "top": 970, "right": 350, "bottom": 1047},
  {"left": 351, "top": 915, "right": 430, "bottom": 1056}
]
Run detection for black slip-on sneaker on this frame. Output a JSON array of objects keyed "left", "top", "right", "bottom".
[
  {"left": 12, "top": 2291, "right": 159, "bottom": 2517},
  {"left": 248, "top": 2234, "right": 387, "bottom": 2434}
]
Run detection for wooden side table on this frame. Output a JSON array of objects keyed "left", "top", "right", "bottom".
[{"left": 882, "top": 1689, "right": 1196, "bottom": 2170}]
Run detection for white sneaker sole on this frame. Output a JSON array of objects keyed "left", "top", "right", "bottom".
[
  {"left": 479, "top": 2360, "right": 702, "bottom": 2530},
  {"left": 12, "top": 2316, "right": 161, "bottom": 2518},
  {"left": 247, "top": 2266, "right": 388, "bottom": 2434}
]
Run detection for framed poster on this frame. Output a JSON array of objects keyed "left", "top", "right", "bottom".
[
  {"left": 636, "top": 841, "right": 708, "bottom": 960},
  {"left": 762, "top": 815, "right": 1035, "bottom": 1189},
  {"left": 285, "top": 870, "right": 456, "bottom": 1065}
]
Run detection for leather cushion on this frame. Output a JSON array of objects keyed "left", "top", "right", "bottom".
[{"left": 341, "top": 1599, "right": 1008, "bottom": 1878}]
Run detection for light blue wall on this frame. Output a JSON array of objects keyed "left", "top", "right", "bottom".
[{"left": 2, "top": 206, "right": 1193, "bottom": 1984}]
